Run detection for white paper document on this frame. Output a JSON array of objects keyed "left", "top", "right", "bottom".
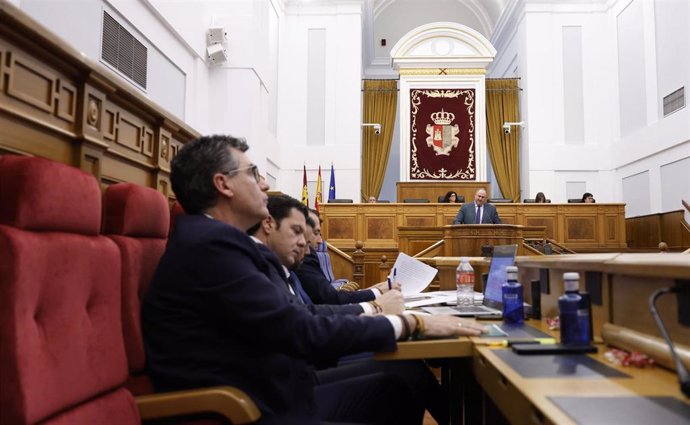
[{"left": 388, "top": 252, "right": 438, "bottom": 297}]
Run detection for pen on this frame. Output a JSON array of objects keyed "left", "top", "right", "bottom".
[
  {"left": 483, "top": 338, "right": 556, "bottom": 347},
  {"left": 387, "top": 277, "right": 392, "bottom": 290}
]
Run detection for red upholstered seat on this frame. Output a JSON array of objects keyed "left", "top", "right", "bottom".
[
  {"left": 0, "top": 156, "right": 139, "bottom": 424},
  {"left": 103, "top": 183, "right": 170, "bottom": 396},
  {"left": 169, "top": 201, "right": 186, "bottom": 234}
]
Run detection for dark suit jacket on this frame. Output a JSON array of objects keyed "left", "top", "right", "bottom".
[
  {"left": 254, "top": 242, "right": 364, "bottom": 316},
  {"left": 453, "top": 202, "right": 501, "bottom": 224},
  {"left": 142, "top": 214, "right": 396, "bottom": 424},
  {"left": 296, "top": 250, "right": 376, "bottom": 305}
]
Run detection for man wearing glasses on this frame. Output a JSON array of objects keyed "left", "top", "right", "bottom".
[{"left": 142, "top": 135, "right": 485, "bottom": 425}]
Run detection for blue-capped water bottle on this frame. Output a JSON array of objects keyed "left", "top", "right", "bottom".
[
  {"left": 559, "top": 272, "right": 590, "bottom": 345},
  {"left": 502, "top": 266, "right": 524, "bottom": 324}
]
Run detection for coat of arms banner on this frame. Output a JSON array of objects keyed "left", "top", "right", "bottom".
[{"left": 409, "top": 88, "right": 475, "bottom": 180}]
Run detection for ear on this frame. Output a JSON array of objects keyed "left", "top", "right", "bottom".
[
  {"left": 261, "top": 216, "right": 274, "bottom": 235},
  {"left": 212, "top": 172, "right": 234, "bottom": 199}
]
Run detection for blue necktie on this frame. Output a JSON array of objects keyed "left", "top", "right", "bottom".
[
  {"left": 475, "top": 205, "right": 482, "bottom": 224},
  {"left": 289, "top": 272, "right": 313, "bottom": 305}
]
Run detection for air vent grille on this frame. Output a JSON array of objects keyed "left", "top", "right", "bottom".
[
  {"left": 101, "top": 11, "right": 147, "bottom": 89},
  {"left": 663, "top": 87, "right": 684, "bottom": 116}
]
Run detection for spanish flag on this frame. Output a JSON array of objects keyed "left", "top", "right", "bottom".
[
  {"left": 314, "top": 166, "right": 322, "bottom": 211},
  {"left": 301, "top": 165, "right": 309, "bottom": 207}
]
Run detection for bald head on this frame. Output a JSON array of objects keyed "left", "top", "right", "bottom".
[{"left": 474, "top": 189, "right": 487, "bottom": 206}]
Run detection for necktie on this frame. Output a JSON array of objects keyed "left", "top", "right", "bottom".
[
  {"left": 289, "top": 272, "right": 313, "bottom": 305},
  {"left": 475, "top": 205, "right": 482, "bottom": 224}
]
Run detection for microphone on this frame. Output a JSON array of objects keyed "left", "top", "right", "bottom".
[{"left": 649, "top": 287, "right": 690, "bottom": 397}]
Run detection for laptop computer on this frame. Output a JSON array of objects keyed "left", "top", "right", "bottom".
[{"left": 422, "top": 244, "right": 518, "bottom": 317}]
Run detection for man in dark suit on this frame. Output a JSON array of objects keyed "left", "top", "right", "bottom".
[
  {"left": 453, "top": 188, "right": 501, "bottom": 224},
  {"left": 296, "top": 208, "right": 399, "bottom": 305},
  {"left": 247, "top": 194, "right": 403, "bottom": 316},
  {"left": 142, "top": 135, "right": 485, "bottom": 425}
]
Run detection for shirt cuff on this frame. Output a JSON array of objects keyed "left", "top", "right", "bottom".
[
  {"left": 371, "top": 288, "right": 382, "bottom": 298},
  {"left": 384, "top": 315, "right": 403, "bottom": 339},
  {"left": 360, "top": 302, "right": 374, "bottom": 315}
]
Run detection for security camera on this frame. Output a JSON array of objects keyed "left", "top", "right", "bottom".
[
  {"left": 502, "top": 121, "right": 525, "bottom": 135},
  {"left": 362, "top": 123, "right": 382, "bottom": 136}
]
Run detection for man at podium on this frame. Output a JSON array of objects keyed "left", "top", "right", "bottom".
[{"left": 452, "top": 188, "right": 501, "bottom": 224}]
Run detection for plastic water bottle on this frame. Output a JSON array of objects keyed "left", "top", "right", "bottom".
[
  {"left": 502, "top": 266, "right": 524, "bottom": 324},
  {"left": 559, "top": 272, "right": 590, "bottom": 345},
  {"left": 456, "top": 258, "right": 475, "bottom": 306}
]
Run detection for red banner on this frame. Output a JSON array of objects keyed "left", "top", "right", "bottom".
[{"left": 409, "top": 89, "right": 475, "bottom": 180}]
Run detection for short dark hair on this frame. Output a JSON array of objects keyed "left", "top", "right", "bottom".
[
  {"left": 268, "top": 195, "right": 309, "bottom": 229},
  {"left": 171, "top": 135, "right": 248, "bottom": 214},
  {"left": 582, "top": 192, "right": 593, "bottom": 202}
]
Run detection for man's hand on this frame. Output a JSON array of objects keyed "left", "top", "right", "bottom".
[
  {"left": 373, "top": 280, "right": 401, "bottom": 293},
  {"left": 376, "top": 290, "right": 404, "bottom": 315},
  {"left": 412, "top": 314, "right": 487, "bottom": 337}
]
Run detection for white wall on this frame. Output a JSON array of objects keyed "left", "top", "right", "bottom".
[
  {"left": 276, "top": 2, "right": 363, "bottom": 201},
  {"left": 490, "top": 0, "right": 689, "bottom": 213}
]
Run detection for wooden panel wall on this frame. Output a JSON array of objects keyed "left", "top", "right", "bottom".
[
  {"left": 396, "top": 181, "right": 489, "bottom": 203},
  {"left": 0, "top": 3, "right": 197, "bottom": 200},
  {"left": 626, "top": 210, "right": 690, "bottom": 251},
  {"left": 321, "top": 203, "right": 627, "bottom": 252}
]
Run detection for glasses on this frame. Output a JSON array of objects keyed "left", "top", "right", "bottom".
[{"left": 224, "top": 164, "right": 262, "bottom": 183}]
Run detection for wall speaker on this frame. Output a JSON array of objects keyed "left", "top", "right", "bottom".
[{"left": 207, "top": 43, "right": 228, "bottom": 64}]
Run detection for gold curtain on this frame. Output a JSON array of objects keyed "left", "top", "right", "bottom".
[
  {"left": 361, "top": 80, "right": 397, "bottom": 202},
  {"left": 486, "top": 79, "right": 520, "bottom": 201}
]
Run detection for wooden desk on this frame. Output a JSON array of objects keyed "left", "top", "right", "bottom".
[
  {"left": 373, "top": 337, "right": 472, "bottom": 361},
  {"left": 474, "top": 344, "right": 689, "bottom": 425}
]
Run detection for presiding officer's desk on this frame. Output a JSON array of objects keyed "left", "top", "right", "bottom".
[{"left": 375, "top": 253, "right": 690, "bottom": 425}]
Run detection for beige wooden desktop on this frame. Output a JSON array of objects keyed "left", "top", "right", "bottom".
[{"left": 474, "top": 343, "right": 688, "bottom": 425}]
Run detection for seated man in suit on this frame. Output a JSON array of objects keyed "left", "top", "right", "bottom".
[
  {"left": 142, "top": 135, "right": 485, "bottom": 425},
  {"left": 247, "top": 194, "right": 402, "bottom": 316},
  {"left": 296, "top": 208, "right": 399, "bottom": 305},
  {"left": 453, "top": 188, "right": 501, "bottom": 224}
]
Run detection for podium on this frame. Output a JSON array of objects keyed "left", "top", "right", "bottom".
[{"left": 443, "top": 224, "right": 525, "bottom": 257}]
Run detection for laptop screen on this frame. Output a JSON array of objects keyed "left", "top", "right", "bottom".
[{"left": 483, "top": 244, "right": 518, "bottom": 308}]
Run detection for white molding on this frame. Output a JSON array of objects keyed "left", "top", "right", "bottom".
[{"left": 390, "top": 22, "right": 497, "bottom": 69}]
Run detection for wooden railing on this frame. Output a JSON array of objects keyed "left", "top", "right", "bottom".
[
  {"left": 626, "top": 209, "right": 690, "bottom": 252},
  {"left": 0, "top": 3, "right": 197, "bottom": 200}
]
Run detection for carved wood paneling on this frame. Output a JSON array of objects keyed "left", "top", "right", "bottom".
[
  {"left": 525, "top": 217, "right": 556, "bottom": 239},
  {"left": 326, "top": 216, "right": 356, "bottom": 241},
  {"left": 0, "top": 4, "right": 198, "bottom": 198},
  {"left": 366, "top": 217, "right": 395, "bottom": 240},
  {"left": 566, "top": 217, "right": 596, "bottom": 241},
  {"left": 405, "top": 215, "right": 436, "bottom": 227}
]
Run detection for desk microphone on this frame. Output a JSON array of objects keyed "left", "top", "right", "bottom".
[{"left": 649, "top": 287, "right": 690, "bottom": 397}]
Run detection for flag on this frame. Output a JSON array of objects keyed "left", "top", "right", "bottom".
[
  {"left": 301, "top": 165, "right": 309, "bottom": 207},
  {"left": 314, "top": 166, "right": 322, "bottom": 211},
  {"left": 328, "top": 164, "right": 336, "bottom": 200}
]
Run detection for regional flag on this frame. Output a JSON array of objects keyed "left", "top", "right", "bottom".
[
  {"left": 328, "top": 164, "right": 336, "bottom": 201},
  {"left": 301, "top": 165, "right": 309, "bottom": 207},
  {"left": 314, "top": 166, "right": 323, "bottom": 211}
]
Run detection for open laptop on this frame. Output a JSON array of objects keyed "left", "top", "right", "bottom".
[{"left": 422, "top": 244, "right": 518, "bottom": 317}]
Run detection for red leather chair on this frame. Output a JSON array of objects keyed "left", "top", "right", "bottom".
[
  {"left": 104, "top": 183, "right": 169, "bottom": 396},
  {"left": 104, "top": 184, "right": 260, "bottom": 424},
  {"left": 0, "top": 155, "right": 139, "bottom": 424}
]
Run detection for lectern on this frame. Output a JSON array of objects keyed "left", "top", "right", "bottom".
[{"left": 444, "top": 224, "right": 525, "bottom": 257}]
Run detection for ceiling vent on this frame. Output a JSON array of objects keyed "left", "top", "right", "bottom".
[
  {"left": 663, "top": 87, "right": 684, "bottom": 117},
  {"left": 101, "top": 11, "right": 148, "bottom": 89}
]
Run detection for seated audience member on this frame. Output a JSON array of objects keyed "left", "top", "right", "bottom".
[
  {"left": 442, "top": 191, "right": 460, "bottom": 203},
  {"left": 452, "top": 188, "right": 501, "bottom": 224},
  {"left": 142, "top": 135, "right": 485, "bottom": 425},
  {"left": 297, "top": 208, "right": 399, "bottom": 305},
  {"left": 367, "top": 195, "right": 377, "bottom": 203},
  {"left": 248, "top": 194, "right": 402, "bottom": 316},
  {"left": 250, "top": 195, "right": 448, "bottom": 423},
  {"left": 535, "top": 192, "right": 547, "bottom": 203},
  {"left": 582, "top": 192, "right": 595, "bottom": 203}
]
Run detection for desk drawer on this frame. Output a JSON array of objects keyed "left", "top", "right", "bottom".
[{"left": 474, "top": 350, "right": 549, "bottom": 425}]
